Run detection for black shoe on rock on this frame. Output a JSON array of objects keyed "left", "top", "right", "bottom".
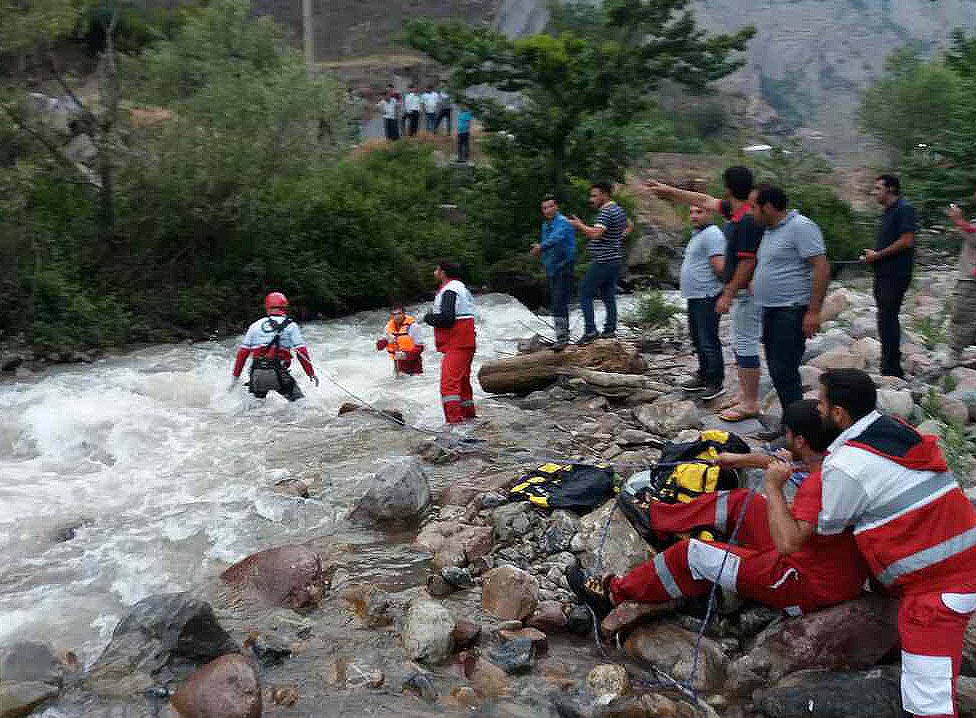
[
  {"left": 577, "top": 332, "right": 599, "bottom": 346},
  {"left": 700, "top": 383, "right": 726, "bottom": 401},
  {"left": 680, "top": 376, "right": 708, "bottom": 393},
  {"left": 566, "top": 563, "right": 614, "bottom": 619},
  {"left": 599, "top": 330, "right": 616, "bottom": 339}
]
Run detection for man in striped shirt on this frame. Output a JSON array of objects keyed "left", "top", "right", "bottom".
[
  {"left": 569, "top": 181, "right": 633, "bottom": 344},
  {"left": 817, "top": 368, "right": 976, "bottom": 718}
]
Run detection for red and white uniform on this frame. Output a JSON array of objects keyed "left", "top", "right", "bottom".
[
  {"left": 609, "top": 474, "right": 868, "bottom": 615},
  {"left": 429, "top": 279, "right": 476, "bottom": 423},
  {"left": 232, "top": 316, "right": 315, "bottom": 379},
  {"left": 819, "top": 411, "right": 976, "bottom": 718}
]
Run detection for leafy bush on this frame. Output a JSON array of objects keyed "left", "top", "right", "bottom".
[{"left": 625, "top": 290, "right": 682, "bottom": 329}]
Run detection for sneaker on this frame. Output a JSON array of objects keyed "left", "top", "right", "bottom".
[
  {"left": 599, "top": 330, "right": 616, "bottom": 339},
  {"left": 699, "top": 383, "right": 726, "bottom": 401},
  {"left": 566, "top": 563, "right": 614, "bottom": 619},
  {"left": 577, "top": 332, "right": 599, "bottom": 346},
  {"left": 680, "top": 376, "right": 708, "bottom": 393},
  {"left": 550, "top": 340, "right": 568, "bottom": 353}
]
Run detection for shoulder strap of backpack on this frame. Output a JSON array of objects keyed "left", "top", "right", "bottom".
[{"left": 263, "top": 317, "right": 294, "bottom": 352}]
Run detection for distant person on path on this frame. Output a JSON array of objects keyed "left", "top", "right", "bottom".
[
  {"left": 231, "top": 292, "right": 318, "bottom": 401},
  {"left": 404, "top": 85, "right": 422, "bottom": 137},
  {"left": 752, "top": 185, "right": 830, "bottom": 438},
  {"left": 569, "top": 181, "right": 633, "bottom": 344},
  {"left": 376, "top": 304, "right": 425, "bottom": 376},
  {"left": 531, "top": 194, "right": 577, "bottom": 350},
  {"left": 946, "top": 196, "right": 976, "bottom": 359},
  {"left": 422, "top": 86, "right": 440, "bottom": 133},
  {"left": 678, "top": 204, "right": 727, "bottom": 400},
  {"left": 436, "top": 88, "right": 452, "bottom": 135},
  {"left": 456, "top": 106, "right": 472, "bottom": 163},
  {"left": 645, "top": 167, "right": 763, "bottom": 424},
  {"left": 864, "top": 174, "right": 916, "bottom": 378},
  {"left": 377, "top": 85, "right": 399, "bottom": 141},
  {"left": 424, "top": 260, "right": 477, "bottom": 423}
]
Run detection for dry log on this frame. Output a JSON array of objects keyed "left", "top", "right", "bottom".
[{"left": 477, "top": 340, "right": 644, "bottom": 395}]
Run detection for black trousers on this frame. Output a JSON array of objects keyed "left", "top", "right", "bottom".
[
  {"left": 687, "top": 295, "right": 724, "bottom": 385},
  {"left": 762, "top": 305, "right": 807, "bottom": 412},
  {"left": 383, "top": 117, "right": 399, "bottom": 141},
  {"left": 874, "top": 275, "right": 911, "bottom": 377}
]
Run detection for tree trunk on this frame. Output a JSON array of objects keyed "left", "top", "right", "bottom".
[{"left": 477, "top": 339, "right": 645, "bottom": 395}]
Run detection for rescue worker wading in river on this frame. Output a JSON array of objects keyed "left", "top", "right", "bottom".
[
  {"left": 376, "top": 305, "right": 425, "bottom": 376},
  {"left": 423, "top": 260, "right": 476, "bottom": 423},
  {"left": 231, "top": 292, "right": 318, "bottom": 401}
]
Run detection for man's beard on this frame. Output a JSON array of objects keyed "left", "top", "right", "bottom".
[{"left": 821, "top": 412, "right": 843, "bottom": 445}]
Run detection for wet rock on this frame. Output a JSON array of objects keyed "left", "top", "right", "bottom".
[
  {"left": 273, "top": 478, "right": 309, "bottom": 498},
  {"left": 402, "top": 668, "right": 438, "bottom": 703},
  {"left": 441, "top": 566, "right": 473, "bottom": 588},
  {"left": 634, "top": 400, "right": 698, "bottom": 435},
  {"left": 451, "top": 619, "right": 481, "bottom": 649},
  {"left": 601, "top": 601, "right": 678, "bottom": 635},
  {"left": 736, "top": 605, "right": 781, "bottom": 639},
  {"left": 414, "top": 520, "right": 493, "bottom": 569},
  {"left": 426, "top": 574, "right": 454, "bottom": 597},
  {"left": 616, "top": 429, "right": 657, "bottom": 446},
  {"left": 755, "top": 666, "right": 902, "bottom": 718},
  {"left": 401, "top": 599, "right": 455, "bottom": 665},
  {"left": 541, "top": 511, "right": 579, "bottom": 554},
  {"left": 572, "top": 499, "right": 654, "bottom": 577},
  {"left": 1, "top": 355, "right": 24, "bottom": 372},
  {"left": 243, "top": 633, "right": 291, "bottom": 668},
  {"left": 586, "top": 664, "right": 629, "bottom": 703},
  {"left": 0, "top": 681, "right": 58, "bottom": 718},
  {"left": 169, "top": 654, "right": 261, "bottom": 718},
  {"left": 221, "top": 544, "right": 330, "bottom": 610},
  {"left": 460, "top": 652, "right": 511, "bottom": 698},
  {"left": 726, "top": 594, "right": 898, "bottom": 697},
  {"left": 498, "top": 627, "right": 548, "bottom": 653},
  {"left": 528, "top": 601, "right": 569, "bottom": 633},
  {"left": 567, "top": 605, "right": 595, "bottom": 634},
  {"left": 338, "top": 402, "right": 404, "bottom": 424},
  {"left": 440, "top": 470, "right": 516, "bottom": 506},
  {"left": 0, "top": 641, "right": 62, "bottom": 686},
  {"left": 624, "top": 621, "right": 727, "bottom": 690},
  {"left": 51, "top": 518, "right": 92, "bottom": 543},
  {"left": 877, "top": 388, "right": 914, "bottom": 419},
  {"left": 488, "top": 637, "right": 535, "bottom": 674},
  {"left": 493, "top": 501, "right": 541, "bottom": 544},
  {"left": 351, "top": 457, "right": 431, "bottom": 523},
  {"left": 339, "top": 584, "right": 394, "bottom": 628},
  {"left": 481, "top": 565, "right": 539, "bottom": 621},
  {"left": 87, "top": 593, "right": 238, "bottom": 696}
]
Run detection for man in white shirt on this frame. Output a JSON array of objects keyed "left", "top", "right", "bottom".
[
  {"left": 376, "top": 85, "right": 399, "bottom": 141},
  {"left": 422, "top": 86, "right": 440, "bottom": 133},
  {"left": 404, "top": 85, "right": 422, "bottom": 136}
]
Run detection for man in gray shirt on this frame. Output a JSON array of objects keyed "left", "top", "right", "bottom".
[
  {"left": 753, "top": 186, "right": 830, "bottom": 436},
  {"left": 680, "top": 205, "right": 727, "bottom": 399}
]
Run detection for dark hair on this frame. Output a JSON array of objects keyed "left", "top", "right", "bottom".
[
  {"left": 782, "top": 399, "right": 830, "bottom": 453},
  {"left": 436, "top": 259, "right": 463, "bottom": 279},
  {"left": 391, "top": 303, "right": 405, "bottom": 312},
  {"left": 590, "top": 181, "right": 613, "bottom": 195},
  {"left": 819, "top": 369, "right": 877, "bottom": 422},
  {"left": 877, "top": 173, "right": 900, "bottom": 195},
  {"left": 541, "top": 193, "right": 558, "bottom": 204},
  {"left": 722, "top": 166, "right": 754, "bottom": 200},
  {"left": 755, "top": 184, "right": 789, "bottom": 211}
]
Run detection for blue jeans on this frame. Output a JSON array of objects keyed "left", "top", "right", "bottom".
[
  {"left": 579, "top": 261, "right": 621, "bottom": 335},
  {"left": 687, "top": 295, "right": 724, "bottom": 385},
  {"left": 762, "top": 305, "right": 807, "bottom": 412},
  {"left": 547, "top": 264, "right": 574, "bottom": 341}
]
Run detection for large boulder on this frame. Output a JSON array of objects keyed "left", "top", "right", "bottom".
[
  {"left": 952, "top": 367, "right": 976, "bottom": 392},
  {"left": 0, "top": 681, "right": 58, "bottom": 718},
  {"left": 401, "top": 599, "right": 456, "bottom": 665},
  {"left": 624, "top": 621, "right": 727, "bottom": 690},
  {"left": 726, "top": 595, "right": 898, "bottom": 697},
  {"left": 820, "top": 290, "right": 850, "bottom": 322},
  {"left": 948, "top": 390, "right": 976, "bottom": 423},
  {"left": 809, "top": 347, "right": 866, "bottom": 371},
  {"left": 936, "top": 394, "right": 971, "bottom": 425},
  {"left": 413, "top": 520, "right": 493, "bottom": 569},
  {"left": 169, "top": 654, "right": 261, "bottom": 718},
  {"left": 351, "top": 457, "right": 431, "bottom": 523},
  {"left": 481, "top": 566, "right": 539, "bottom": 621},
  {"left": 0, "top": 642, "right": 62, "bottom": 686},
  {"left": 634, "top": 400, "right": 698, "bottom": 435},
  {"left": 572, "top": 499, "right": 654, "bottom": 577},
  {"left": 87, "top": 593, "right": 238, "bottom": 696},
  {"left": 754, "top": 666, "right": 902, "bottom": 718},
  {"left": 221, "top": 544, "right": 330, "bottom": 610},
  {"left": 877, "top": 389, "right": 914, "bottom": 420}
]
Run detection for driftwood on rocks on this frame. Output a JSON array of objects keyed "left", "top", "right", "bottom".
[{"left": 477, "top": 340, "right": 644, "bottom": 395}]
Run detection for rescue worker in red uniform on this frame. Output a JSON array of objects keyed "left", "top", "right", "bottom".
[
  {"left": 567, "top": 400, "right": 869, "bottom": 619},
  {"left": 375, "top": 305, "right": 425, "bottom": 376},
  {"left": 423, "top": 260, "right": 476, "bottom": 423},
  {"left": 815, "top": 368, "right": 976, "bottom": 718},
  {"left": 231, "top": 292, "right": 318, "bottom": 401}
]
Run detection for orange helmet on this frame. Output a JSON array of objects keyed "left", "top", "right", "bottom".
[{"left": 264, "top": 292, "right": 289, "bottom": 316}]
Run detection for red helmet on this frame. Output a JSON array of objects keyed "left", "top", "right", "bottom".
[{"left": 264, "top": 292, "right": 289, "bottom": 316}]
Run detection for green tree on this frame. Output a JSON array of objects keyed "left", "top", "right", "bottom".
[{"left": 405, "top": 0, "right": 752, "bottom": 191}]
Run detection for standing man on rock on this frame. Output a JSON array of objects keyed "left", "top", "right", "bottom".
[
  {"left": 946, "top": 198, "right": 976, "bottom": 359},
  {"left": 678, "top": 204, "right": 727, "bottom": 400},
  {"left": 422, "top": 85, "right": 440, "bottom": 133},
  {"left": 531, "top": 194, "right": 577, "bottom": 351},
  {"left": 645, "top": 167, "right": 763, "bottom": 423},
  {"left": 815, "top": 368, "right": 976, "bottom": 718},
  {"left": 752, "top": 185, "right": 830, "bottom": 439},
  {"left": 424, "top": 260, "right": 477, "bottom": 423},
  {"left": 569, "top": 181, "right": 633, "bottom": 344},
  {"left": 403, "top": 85, "right": 422, "bottom": 137},
  {"left": 377, "top": 85, "right": 399, "bottom": 142},
  {"left": 865, "top": 174, "right": 916, "bottom": 378}
]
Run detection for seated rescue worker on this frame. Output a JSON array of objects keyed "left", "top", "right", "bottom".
[
  {"left": 567, "top": 399, "right": 869, "bottom": 619},
  {"left": 375, "top": 304, "right": 425, "bottom": 376},
  {"left": 815, "top": 368, "right": 976, "bottom": 718},
  {"left": 231, "top": 292, "right": 318, "bottom": 401}
]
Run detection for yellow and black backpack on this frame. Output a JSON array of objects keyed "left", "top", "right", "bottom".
[{"left": 508, "top": 462, "right": 615, "bottom": 513}]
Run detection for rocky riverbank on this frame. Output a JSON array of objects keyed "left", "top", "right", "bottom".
[{"left": 4, "top": 272, "right": 976, "bottom": 718}]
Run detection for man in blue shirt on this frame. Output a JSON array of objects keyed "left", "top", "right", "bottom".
[
  {"left": 532, "top": 194, "right": 578, "bottom": 350},
  {"left": 456, "top": 106, "right": 472, "bottom": 163}
]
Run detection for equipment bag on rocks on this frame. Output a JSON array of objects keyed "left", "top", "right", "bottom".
[
  {"left": 508, "top": 462, "right": 615, "bottom": 512},
  {"left": 618, "top": 429, "right": 750, "bottom": 548}
]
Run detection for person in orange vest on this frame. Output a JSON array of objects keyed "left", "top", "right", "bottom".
[
  {"left": 231, "top": 292, "right": 318, "bottom": 400},
  {"left": 375, "top": 304, "right": 425, "bottom": 376},
  {"left": 423, "top": 260, "right": 476, "bottom": 423}
]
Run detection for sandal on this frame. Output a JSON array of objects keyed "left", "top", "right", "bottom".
[{"left": 719, "top": 405, "right": 760, "bottom": 422}]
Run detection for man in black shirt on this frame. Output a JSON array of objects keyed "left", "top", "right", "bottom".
[{"left": 864, "top": 174, "right": 916, "bottom": 378}]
